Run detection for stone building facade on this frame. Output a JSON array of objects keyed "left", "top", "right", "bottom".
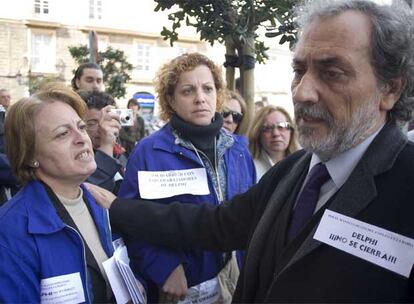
[{"left": 0, "top": 0, "right": 293, "bottom": 110}]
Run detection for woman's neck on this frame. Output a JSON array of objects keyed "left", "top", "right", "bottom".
[
  {"left": 38, "top": 176, "right": 81, "bottom": 199},
  {"left": 266, "top": 150, "right": 286, "bottom": 164}
]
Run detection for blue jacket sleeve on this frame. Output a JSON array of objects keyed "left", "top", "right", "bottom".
[
  {"left": 0, "top": 244, "right": 40, "bottom": 302},
  {"left": 119, "top": 142, "right": 187, "bottom": 287},
  {"left": 87, "top": 150, "right": 122, "bottom": 193},
  {"left": 127, "top": 238, "right": 187, "bottom": 287}
]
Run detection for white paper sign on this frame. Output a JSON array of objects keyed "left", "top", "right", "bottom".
[
  {"left": 103, "top": 256, "right": 131, "bottom": 304},
  {"left": 178, "top": 277, "right": 220, "bottom": 304},
  {"left": 114, "top": 246, "right": 147, "bottom": 304},
  {"left": 103, "top": 243, "right": 147, "bottom": 304},
  {"left": 314, "top": 209, "right": 414, "bottom": 278},
  {"left": 40, "top": 272, "right": 85, "bottom": 304},
  {"left": 138, "top": 168, "right": 210, "bottom": 199}
]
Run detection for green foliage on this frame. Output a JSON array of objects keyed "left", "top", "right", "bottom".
[
  {"left": 68, "top": 45, "right": 133, "bottom": 98},
  {"left": 153, "top": 0, "right": 299, "bottom": 61},
  {"left": 68, "top": 45, "right": 89, "bottom": 60},
  {"left": 265, "top": 7, "right": 298, "bottom": 50},
  {"left": 152, "top": 0, "right": 300, "bottom": 130},
  {"left": 255, "top": 41, "right": 269, "bottom": 64}
]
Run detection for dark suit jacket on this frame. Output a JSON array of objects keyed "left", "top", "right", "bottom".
[
  {"left": 110, "top": 123, "right": 414, "bottom": 303},
  {"left": 0, "top": 153, "right": 19, "bottom": 206},
  {"left": 87, "top": 150, "right": 122, "bottom": 194},
  {"left": 0, "top": 111, "right": 5, "bottom": 154}
]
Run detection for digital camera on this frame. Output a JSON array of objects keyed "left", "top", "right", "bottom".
[{"left": 111, "top": 108, "right": 134, "bottom": 127}]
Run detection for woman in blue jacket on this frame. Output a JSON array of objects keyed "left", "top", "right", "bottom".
[
  {"left": 119, "top": 53, "right": 256, "bottom": 303},
  {"left": 0, "top": 85, "right": 116, "bottom": 303}
]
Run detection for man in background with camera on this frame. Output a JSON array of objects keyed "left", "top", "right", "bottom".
[
  {"left": 72, "top": 62, "right": 127, "bottom": 194},
  {"left": 78, "top": 90, "right": 125, "bottom": 194}
]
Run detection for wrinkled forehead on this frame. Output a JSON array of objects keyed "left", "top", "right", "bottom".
[
  {"left": 35, "top": 101, "right": 81, "bottom": 132},
  {"left": 294, "top": 11, "right": 373, "bottom": 62}
]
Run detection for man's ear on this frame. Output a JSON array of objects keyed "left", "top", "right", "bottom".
[{"left": 380, "top": 77, "right": 405, "bottom": 111}]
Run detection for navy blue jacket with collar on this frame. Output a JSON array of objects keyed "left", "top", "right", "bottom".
[
  {"left": 118, "top": 123, "right": 256, "bottom": 292},
  {"left": 0, "top": 180, "right": 114, "bottom": 303}
]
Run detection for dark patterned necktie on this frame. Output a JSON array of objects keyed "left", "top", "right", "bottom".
[{"left": 286, "top": 163, "right": 331, "bottom": 242}]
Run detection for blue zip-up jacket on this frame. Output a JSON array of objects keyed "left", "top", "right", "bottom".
[
  {"left": 118, "top": 123, "right": 256, "bottom": 293},
  {"left": 0, "top": 181, "right": 114, "bottom": 303}
]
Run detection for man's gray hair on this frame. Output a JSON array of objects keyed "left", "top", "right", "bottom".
[{"left": 294, "top": 0, "right": 414, "bottom": 124}]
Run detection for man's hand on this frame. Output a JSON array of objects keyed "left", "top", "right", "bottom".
[
  {"left": 98, "top": 105, "right": 121, "bottom": 156},
  {"left": 83, "top": 182, "right": 116, "bottom": 209},
  {"left": 160, "top": 264, "right": 188, "bottom": 302}
]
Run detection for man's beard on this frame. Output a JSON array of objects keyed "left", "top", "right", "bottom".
[{"left": 294, "top": 98, "right": 380, "bottom": 161}]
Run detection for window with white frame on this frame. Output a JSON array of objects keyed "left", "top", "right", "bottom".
[
  {"left": 34, "top": 0, "right": 49, "bottom": 14},
  {"left": 31, "top": 31, "right": 56, "bottom": 73},
  {"left": 89, "top": 0, "right": 103, "bottom": 20},
  {"left": 135, "top": 43, "right": 152, "bottom": 72}
]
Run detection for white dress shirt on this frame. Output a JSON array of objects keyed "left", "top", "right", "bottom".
[{"left": 302, "top": 125, "right": 384, "bottom": 213}]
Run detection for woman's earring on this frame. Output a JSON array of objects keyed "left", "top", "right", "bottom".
[{"left": 32, "top": 160, "right": 39, "bottom": 168}]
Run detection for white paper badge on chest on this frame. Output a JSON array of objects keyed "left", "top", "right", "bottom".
[
  {"left": 138, "top": 168, "right": 210, "bottom": 199},
  {"left": 314, "top": 209, "right": 414, "bottom": 278},
  {"left": 40, "top": 272, "right": 85, "bottom": 304}
]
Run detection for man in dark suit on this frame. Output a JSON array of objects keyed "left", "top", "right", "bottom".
[
  {"left": 0, "top": 153, "right": 18, "bottom": 206},
  {"left": 87, "top": 0, "right": 414, "bottom": 302},
  {"left": 0, "top": 89, "right": 10, "bottom": 154}
]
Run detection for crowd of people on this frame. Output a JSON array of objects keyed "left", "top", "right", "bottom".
[{"left": 1, "top": 0, "right": 414, "bottom": 303}]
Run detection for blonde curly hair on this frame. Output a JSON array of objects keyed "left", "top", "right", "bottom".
[{"left": 154, "top": 53, "right": 225, "bottom": 122}]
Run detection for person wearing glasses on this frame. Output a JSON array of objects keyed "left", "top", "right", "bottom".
[
  {"left": 78, "top": 90, "right": 124, "bottom": 194},
  {"left": 222, "top": 89, "right": 246, "bottom": 134},
  {"left": 118, "top": 53, "right": 256, "bottom": 303},
  {"left": 248, "top": 105, "right": 299, "bottom": 180}
]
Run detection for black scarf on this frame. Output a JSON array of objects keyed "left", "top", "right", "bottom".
[{"left": 170, "top": 112, "right": 223, "bottom": 166}]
